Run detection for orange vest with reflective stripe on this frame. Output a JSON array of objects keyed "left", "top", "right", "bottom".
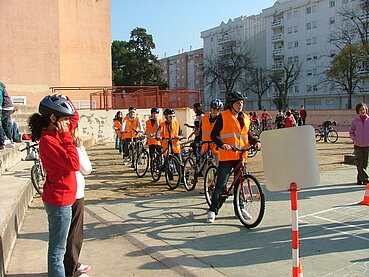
[
  {"left": 123, "top": 116, "right": 139, "bottom": 139},
  {"left": 114, "top": 119, "right": 123, "bottom": 138},
  {"left": 145, "top": 119, "right": 161, "bottom": 146},
  {"left": 201, "top": 114, "right": 218, "bottom": 154},
  {"left": 160, "top": 120, "right": 181, "bottom": 154},
  {"left": 218, "top": 110, "right": 250, "bottom": 162}
]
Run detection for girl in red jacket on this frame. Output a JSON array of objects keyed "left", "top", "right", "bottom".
[{"left": 29, "top": 95, "right": 79, "bottom": 277}]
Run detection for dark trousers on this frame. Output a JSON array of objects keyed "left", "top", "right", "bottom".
[
  {"left": 209, "top": 160, "right": 240, "bottom": 215},
  {"left": 122, "top": 138, "right": 137, "bottom": 158},
  {"left": 64, "top": 198, "right": 84, "bottom": 277},
  {"left": 0, "top": 110, "right": 13, "bottom": 145},
  {"left": 354, "top": 146, "right": 369, "bottom": 183},
  {"left": 148, "top": 144, "right": 161, "bottom": 159}
]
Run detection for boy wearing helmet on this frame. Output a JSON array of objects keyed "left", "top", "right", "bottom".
[
  {"left": 121, "top": 106, "right": 143, "bottom": 165},
  {"left": 29, "top": 94, "right": 80, "bottom": 276},
  {"left": 145, "top": 107, "right": 162, "bottom": 159},
  {"left": 157, "top": 108, "right": 184, "bottom": 163},
  {"left": 200, "top": 99, "right": 223, "bottom": 164},
  {"left": 207, "top": 92, "right": 261, "bottom": 223}
]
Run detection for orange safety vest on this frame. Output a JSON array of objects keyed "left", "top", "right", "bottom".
[
  {"left": 114, "top": 119, "right": 123, "bottom": 138},
  {"left": 201, "top": 114, "right": 218, "bottom": 154},
  {"left": 218, "top": 110, "right": 250, "bottom": 162},
  {"left": 160, "top": 120, "right": 181, "bottom": 154},
  {"left": 145, "top": 118, "right": 161, "bottom": 146},
  {"left": 123, "top": 116, "right": 140, "bottom": 139}
]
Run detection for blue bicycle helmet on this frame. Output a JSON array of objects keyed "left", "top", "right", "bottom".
[
  {"left": 151, "top": 107, "right": 160, "bottom": 114},
  {"left": 39, "top": 95, "right": 75, "bottom": 117},
  {"left": 210, "top": 99, "right": 223, "bottom": 110}
]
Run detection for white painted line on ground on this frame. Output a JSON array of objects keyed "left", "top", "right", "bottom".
[{"left": 299, "top": 202, "right": 358, "bottom": 219}]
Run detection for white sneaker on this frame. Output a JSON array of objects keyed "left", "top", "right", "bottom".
[
  {"left": 207, "top": 211, "right": 216, "bottom": 223},
  {"left": 123, "top": 157, "right": 128, "bottom": 165},
  {"left": 78, "top": 263, "right": 91, "bottom": 273},
  {"left": 241, "top": 209, "right": 252, "bottom": 220},
  {"left": 79, "top": 274, "right": 89, "bottom": 277},
  {"left": 4, "top": 139, "right": 11, "bottom": 145}
]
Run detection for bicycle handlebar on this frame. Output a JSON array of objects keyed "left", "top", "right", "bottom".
[{"left": 20, "top": 143, "right": 39, "bottom": 152}]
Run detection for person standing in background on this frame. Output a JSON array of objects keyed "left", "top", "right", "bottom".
[
  {"left": 299, "top": 105, "right": 307, "bottom": 125},
  {"left": 0, "top": 82, "right": 15, "bottom": 149},
  {"left": 349, "top": 103, "right": 369, "bottom": 186}
]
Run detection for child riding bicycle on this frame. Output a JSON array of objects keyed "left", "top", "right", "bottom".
[{"left": 207, "top": 91, "right": 261, "bottom": 223}]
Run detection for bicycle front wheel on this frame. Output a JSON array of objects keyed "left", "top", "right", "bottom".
[
  {"left": 204, "top": 165, "right": 217, "bottom": 207},
  {"left": 150, "top": 152, "right": 162, "bottom": 182},
  {"left": 315, "top": 129, "right": 322, "bottom": 142},
  {"left": 183, "top": 156, "right": 198, "bottom": 191},
  {"left": 234, "top": 174, "right": 265, "bottom": 228},
  {"left": 31, "top": 164, "right": 45, "bottom": 195},
  {"left": 165, "top": 155, "right": 181, "bottom": 190},
  {"left": 135, "top": 149, "right": 149, "bottom": 178},
  {"left": 327, "top": 130, "right": 338, "bottom": 143}
]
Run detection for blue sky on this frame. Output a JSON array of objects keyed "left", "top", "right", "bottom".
[{"left": 111, "top": 0, "right": 276, "bottom": 59}]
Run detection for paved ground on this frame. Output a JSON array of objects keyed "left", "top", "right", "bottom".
[{"left": 7, "top": 132, "right": 369, "bottom": 276}]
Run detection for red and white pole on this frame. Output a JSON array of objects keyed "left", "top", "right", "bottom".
[{"left": 289, "top": 182, "right": 303, "bottom": 277}]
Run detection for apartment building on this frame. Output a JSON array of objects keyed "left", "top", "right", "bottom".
[
  {"left": 201, "top": 15, "right": 266, "bottom": 109},
  {"left": 158, "top": 49, "right": 204, "bottom": 93},
  {"left": 263, "top": 0, "right": 369, "bottom": 110},
  {"left": 200, "top": 0, "right": 369, "bottom": 110}
]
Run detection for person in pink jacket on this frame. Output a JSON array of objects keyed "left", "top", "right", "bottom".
[{"left": 349, "top": 103, "right": 369, "bottom": 185}]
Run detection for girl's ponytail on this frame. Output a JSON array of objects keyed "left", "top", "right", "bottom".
[{"left": 28, "top": 113, "right": 50, "bottom": 142}]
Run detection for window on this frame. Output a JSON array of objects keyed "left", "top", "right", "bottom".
[
  {"left": 294, "top": 41, "right": 299, "bottom": 47},
  {"left": 312, "top": 37, "right": 317, "bottom": 44},
  {"left": 312, "top": 5, "right": 317, "bottom": 12},
  {"left": 312, "top": 21, "right": 317, "bottom": 28},
  {"left": 306, "top": 7, "right": 312, "bottom": 14},
  {"left": 307, "top": 38, "right": 312, "bottom": 45},
  {"left": 307, "top": 70, "right": 313, "bottom": 76},
  {"left": 330, "top": 0, "right": 336, "bottom": 7},
  {"left": 294, "top": 25, "right": 298, "bottom": 33},
  {"left": 307, "top": 54, "right": 312, "bottom": 61},
  {"left": 330, "top": 50, "right": 336, "bottom": 57},
  {"left": 313, "top": 69, "right": 317, "bottom": 76},
  {"left": 288, "top": 42, "right": 293, "bottom": 49},
  {"left": 313, "top": 53, "right": 318, "bottom": 60},
  {"left": 313, "top": 85, "right": 318, "bottom": 91},
  {"left": 295, "top": 86, "right": 299, "bottom": 93},
  {"left": 306, "top": 22, "right": 312, "bottom": 30},
  {"left": 343, "top": 0, "right": 348, "bottom": 3},
  {"left": 287, "top": 12, "right": 292, "bottom": 19},
  {"left": 288, "top": 27, "right": 293, "bottom": 34},
  {"left": 288, "top": 57, "right": 293, "bottom": 63},
  {"left": 294, "top": 56, "right": 299, "bottom": 63},
  {"left": 294, "top": 10, "right": 298, "bottom": 18},
  {"left": 210, "top": 37, "right": 213, "bottom": 42},
  {"left": 330, "top": 17, "right": 335, "bottom": 24},
  {"left": 307, "top": 85, "right": 312, "bottom": 92}
]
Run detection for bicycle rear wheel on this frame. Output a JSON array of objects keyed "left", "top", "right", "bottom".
[
  {"left": 135, "top": 149, "right": 149, "bottom": 178},
  {"left": 315, "top": 129, "right": 322, "bottom": 142},
  {"left": 165, "top": 155, "right": 181, "bottom": 190},
  {"left": 183, "top": 156, "right": 198, "bottom": 191},
  {"left": 234, "top": 174, "right": 265, "bottom": 228},
  {"left": 327, "top": 130, "right": 338, "bottom": 143},
  {"left": 204, "top": 165, "right": 217, "bottom": 207},
  {"left": 151, "top": 152, "right": 162, "bottom": 182},
  {"left": 31, "top": 164, "right": 45, "bottom": 195}
]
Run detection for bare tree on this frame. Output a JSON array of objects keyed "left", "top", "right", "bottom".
[
  {"left": 244, "top": 67, "right": 272, "bottom": 110},
  {"left": 270, "top": 63, "right": 301, "bottom": 110},
  {"left": 204, "top": 44, "right": 254, "bottom": 97}
]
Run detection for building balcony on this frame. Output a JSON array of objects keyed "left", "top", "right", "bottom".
[
  {"left": 272, "top": 34, "right": 284, "bottom": 42},
  {"left": 218, "top": 36, "right": 236, "bottom": 44},
  {"left": 272, "top": 47, "right": 284, "bottom": 56},
  {"left": 359, "top": 14, "right": 369, "bottom": 22},
  {"left": 271, "top": 18, "right": 284, "bottom": 28},
  {"left": 272, "top": 63, "right": 284, "bottom": 70}
]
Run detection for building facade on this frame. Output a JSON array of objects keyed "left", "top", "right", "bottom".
[
  {"left": 201, "top": 0, "right": 369, "bottom": 110},
  {"left": 0, "top": 0, "right": 112, "bottom": 106},
  {"left": 159, "top": 49, "right": 204, "bottom": 93}
]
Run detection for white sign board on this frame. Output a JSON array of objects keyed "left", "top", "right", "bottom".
[{"left": 260, "top": 125, "right": 320, "bottom": 191}]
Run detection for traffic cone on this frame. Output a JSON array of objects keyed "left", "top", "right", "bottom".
[
  {"left": 358, "top": 183, "right": 369, "bottom": 206},
  {"left": 298, "top": 261, "right": 303, "bottom": 277}
]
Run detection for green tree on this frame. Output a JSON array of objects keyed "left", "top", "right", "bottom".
[
  {"left": 326, "top": 44, "right": 366, "bottom": 109},
  {"left": 112, "top": 28, "right": 167, "bottom": 88}
]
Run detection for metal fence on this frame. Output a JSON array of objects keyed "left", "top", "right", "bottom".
[{"left": 51, "top": 86, "right": 201, "bottom": 110}]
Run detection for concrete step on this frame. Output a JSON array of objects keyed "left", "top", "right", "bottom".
[{"left": 0, "top": 160, "right": 34, "bottom": 277}]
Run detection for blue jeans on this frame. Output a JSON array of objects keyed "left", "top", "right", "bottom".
[
  {"left": 44, "top": 202, "right": 72, "bottom": 277},
  {"left": 209, "top": 160, "right": 240, "bottom": 215}
]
